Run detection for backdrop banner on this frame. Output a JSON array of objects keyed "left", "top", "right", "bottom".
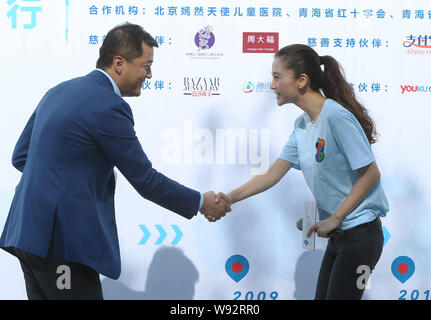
[{"left": 0, "top": 0, "right": 430, "bottom": 300}]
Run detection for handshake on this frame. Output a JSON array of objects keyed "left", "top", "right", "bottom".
[{"left": 199, "top": 191, "right": 231, "bottom": 222}]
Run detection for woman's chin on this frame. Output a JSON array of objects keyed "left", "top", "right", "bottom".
[{"left": 276, "top": 98, "right": 286, "bottom": 106}]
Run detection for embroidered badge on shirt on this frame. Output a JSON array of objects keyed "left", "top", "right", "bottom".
[{"left": 315, "top": 138, "right": 325, "bottom": 162}]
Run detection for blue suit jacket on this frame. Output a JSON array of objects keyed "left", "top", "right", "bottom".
[{"left": 0, "top": 70, "right": 200, "bottom": 279}]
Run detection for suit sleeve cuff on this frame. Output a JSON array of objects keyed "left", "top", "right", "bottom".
[{"left": 198, "top": 192, "right": 204, "bottom": 211}]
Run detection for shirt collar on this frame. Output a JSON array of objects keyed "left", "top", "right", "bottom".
[{"left": 96, "top": 69, "right": 122, "bottom": 97}]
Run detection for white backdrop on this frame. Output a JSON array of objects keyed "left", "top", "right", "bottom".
[{"left": 0, "top": 0, "right": 430, "bottom": 300}]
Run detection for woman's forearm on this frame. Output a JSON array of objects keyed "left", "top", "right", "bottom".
[
  {"left": 228, "top": 175, "right": 271, "bottom": 204},
  {"left": 228, "top": 159, "right": 293, "bottom": 204},
  {"left": 332, "top": 161, "right": 381, "bottom": 222}
]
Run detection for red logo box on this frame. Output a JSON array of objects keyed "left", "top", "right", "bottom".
[{"left": 243, "top": 32, "right": 279, "bottom": 53}]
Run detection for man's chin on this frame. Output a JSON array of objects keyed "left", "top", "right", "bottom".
[
  {"left": 135, "top": 87, "right": 142, "bottom": 96},
  {"left": 123, "top": 89, "right": 142, "bottom": 97}
]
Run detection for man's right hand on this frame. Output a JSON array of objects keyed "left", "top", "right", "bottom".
[{"left": 199, "top": 191, "right": 231, "bottom": 222}]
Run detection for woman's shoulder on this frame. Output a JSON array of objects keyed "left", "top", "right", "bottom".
[
  {"left": 293, "top": 112, "right": 307, "bottom": 129},
  {"left": 324, "top": 98, "right": 356, "bottom": 123}
]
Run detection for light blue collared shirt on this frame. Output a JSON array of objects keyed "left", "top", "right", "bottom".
[
  {"left": 94, "top": 69, "right": 204, "bottom": 212},
  {"left": 96, "top": 69, "right": 122, "bottom": 97}
]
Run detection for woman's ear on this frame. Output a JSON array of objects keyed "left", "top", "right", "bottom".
[{"left": 297, "top": 73, "right": 309, "bottom": 91}]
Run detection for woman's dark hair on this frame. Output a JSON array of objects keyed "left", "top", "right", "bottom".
[
  {"left": 275, "top": 44, "right": 378, "bottom": 144},
  {"left": 96, "top": 22, "right": 158, "bottom": 70}
]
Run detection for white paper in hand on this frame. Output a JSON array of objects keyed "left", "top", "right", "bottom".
[{"left": 302, "top": 202, "right": 317, "bottom": 250}]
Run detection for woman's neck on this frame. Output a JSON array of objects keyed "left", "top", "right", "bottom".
[{"left": 295, "top": 91, "right": 327, "bottom": 123}]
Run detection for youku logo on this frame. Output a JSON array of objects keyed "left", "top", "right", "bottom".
[
  {"left": 400, "top": 84, "right": 431, "bottom": 94},
  {"left": 403, "top": 34, "right": 431, "bottom": 55},
  {"left": 195, "top": 26, "right": 215, "bottom": 51},
  {"left": 183, "top": 76, "right": 221, "bottom": 97}
]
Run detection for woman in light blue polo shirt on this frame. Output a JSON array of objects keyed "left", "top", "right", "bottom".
[{"left": 219, "top": 44, "right": 388, "bottom": 300}]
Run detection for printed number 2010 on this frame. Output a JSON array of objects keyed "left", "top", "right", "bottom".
[{"left": 399, "top": 290, "right": 430, "bottom": 300}]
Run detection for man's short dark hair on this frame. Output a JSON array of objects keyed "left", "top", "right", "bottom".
[{"left": 96, "top": 23, "right": 158, "bottom": 70}]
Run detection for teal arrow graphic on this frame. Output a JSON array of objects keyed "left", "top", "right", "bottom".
[
  {"left": 155, "top": 225, "right": 167, "bottom": 245},
  {"left": 382, "top": 226, "right": 391, "bottom": 246},
  {"left": 139, "top": 225, "right": 151, "bottom": 245},
  {"left": 171, "top": 225, "right": 183, "bottom": 245}
]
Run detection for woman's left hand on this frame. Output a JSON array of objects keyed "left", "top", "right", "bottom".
[{"left": 307, "top": 215, "right": 342, "bottom": 238}]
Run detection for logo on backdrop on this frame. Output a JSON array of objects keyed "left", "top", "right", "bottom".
[
  {"left": 183, "top": 76, "right": 221, "bottom": 96},
  {"left": 242, "top": 81, "right": 272, "bottom": 94},
  {"left": 391, "top": 256, "right": 415, "bottom": 283},
  {"left": 400, "top": 84, "right": 431, "bottom": 94},
  {"left": 195, "top": 26, "right": 215, "bottom": 51},
  {"left": 226, "top": 255, "right": 249, "bottom": 282},
  {"left": 243, "top": 32, "right": 279, "bottom": 53},
  {"left": 185, "top": 26, "right": 223, "bottom": 60},
  {"left": 242, "top": 81, "right": 255, "bottom": 93},
  {"left": 6, "top": 0, "right": 43, "bottom": 29},
  {"left": 403, "top": 34, "right": 431, "bottom": 55}
]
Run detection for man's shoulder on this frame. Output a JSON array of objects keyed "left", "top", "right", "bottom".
[
  {"left": 61, "top": 71, "right": 125, "bottom": 104},
  {"left": 42, "top": 72, "right": 129, "bottom": 120},
  {"left": 54, "top": 71, "right": 111, "bottom": 91}
]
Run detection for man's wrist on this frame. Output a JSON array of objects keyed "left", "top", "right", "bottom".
[{"left": 198, "top": 192, "right": 205, "bottom": 211}]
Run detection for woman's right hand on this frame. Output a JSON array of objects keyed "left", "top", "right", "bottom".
[{"left": 215, "top": 192, "right": 232, "bottom": 207}]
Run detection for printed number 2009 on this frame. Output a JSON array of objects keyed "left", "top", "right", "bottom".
[{"left": 233, "top": 291, "right": 278, "bottom": 300}]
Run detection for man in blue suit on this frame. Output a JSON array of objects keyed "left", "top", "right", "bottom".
[{"left": 0, "top": 23, "right": 230, "bottom": 300}]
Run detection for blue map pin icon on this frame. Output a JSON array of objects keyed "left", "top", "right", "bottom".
[
  {"left": 225, "top": 255, "right": 249, "bottom": 283},
  {"left": 391, "top": 256, "right": 415, "bottom": 283}
]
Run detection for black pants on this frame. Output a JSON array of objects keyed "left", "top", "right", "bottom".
[
  {"left": 8, "top": 247, "right": 103, "bottom": 300},
  {"left": 315, "top": 217, "right": 384, "bottom": 300}
]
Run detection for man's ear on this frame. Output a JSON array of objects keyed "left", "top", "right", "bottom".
[{"left": 112, "top": 56, "right": 125, "bottom": 75}]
